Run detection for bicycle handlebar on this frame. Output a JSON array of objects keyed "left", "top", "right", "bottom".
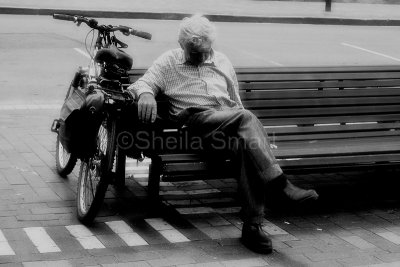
[
  {"left": 53, "top": 13, "right": 76, "bottom": 22},
  {"left": 53, "top": 14, "right": 152, "bottom": 40}
]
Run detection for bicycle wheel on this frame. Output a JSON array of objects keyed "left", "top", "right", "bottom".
[
  {"left": 76, "top": 117, "right": 116, "bottom": 224},
  {"left": 55, "top": 133, "right": 77, "bottom": 177}
]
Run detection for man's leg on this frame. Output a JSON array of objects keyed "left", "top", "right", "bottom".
[
  {"left": 185, "top": 108, "right": 318, "bottom": 253},
  {"left": 186, "top": 109, "right": 282, "bottom": 219}
]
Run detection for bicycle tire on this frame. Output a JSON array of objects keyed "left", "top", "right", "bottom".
[
  {"left": 55, "top": 133, "right": 77, "bottom": 177},
  {"left": 76, "top": 117, "right": 117, "bottom": 224}
]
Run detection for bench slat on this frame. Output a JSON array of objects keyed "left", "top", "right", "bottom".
[
  {"left": 235, "top": 66, "right": 400, "bottom": 74},
  {"left": 159, "top": 153, "right": 400, "bottom": 181},
  {"left": 239, "top": 81, "right": 400, "bottom": 90},
  {"left": 264, "top": 122, "right": 400, "bottom": 134},
  {"left": 274, "top": 136, "right": 400, "bottom": 157},
  {"left": 159, "top": 136, "right": 400, "bottom": 162},
  {"left": 278, "top": 153, "right": 400, "bottom": 167},
  {"left": 259, "top": 114, "right": 400, "bottom": 126},
  {"left": 237, "top": 72, "right": 400, "bottom": 82},
  {"left": 250, "top": 105, "right": 400, "bottom": 118},
  {"left": 154, "top": 122, "right": 400, "bottom": 136},
  {"left": 163, "top": 152, "right": 400, "bottom": 174},
  {"left": 243, "top": 97, "right": 400, "bottom": 109},
  {"left": 240, "top": 88, "right": 400, "bottom": 100},
  {"left": 272, "top": 130, "right": 400, "bottom": 142}
]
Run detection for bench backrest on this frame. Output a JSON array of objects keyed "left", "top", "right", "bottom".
[{"left": 127, "top": 66, "right": 400, "bottom": 143}]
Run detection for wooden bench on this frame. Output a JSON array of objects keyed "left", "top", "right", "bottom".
[{"left": 123, "top": 65, "right": 400, "bottom": 201}]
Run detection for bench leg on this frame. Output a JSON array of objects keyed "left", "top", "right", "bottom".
[
  {"left": 148, "top": 156, "right": 161, "bottom": 205},
  {"left": 114, "top": 148, "right": 126, "bottom": 188}
]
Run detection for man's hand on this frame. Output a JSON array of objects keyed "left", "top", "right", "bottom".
[{"left": 137, "top": 92, "right": 157, "bottom": 123}]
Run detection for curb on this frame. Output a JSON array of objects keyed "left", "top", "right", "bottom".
[{"left": 1, "top": 7, "right": 400, "bottom": 26}]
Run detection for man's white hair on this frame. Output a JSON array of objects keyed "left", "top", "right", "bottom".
[{"left": 178, "top": 14, "right": 217, "bottom": 48}]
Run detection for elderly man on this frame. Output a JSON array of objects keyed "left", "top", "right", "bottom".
[{"left": 128, "top": 14, "right": 318, "bottom": 254}]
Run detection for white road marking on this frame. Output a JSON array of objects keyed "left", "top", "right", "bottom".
[
  {"left": 377, "top": 232, "right": 400, "bottom": 245},
  {"left": 105, "top": 221, "right": 148, "bottom": 246},
  {"left": 341, "top": 42, "right": 400, "bottom": 62},
  {"left": 65, "top": 225, "right": 105, "bottom": 249},
  {"left": 23, "top": 227, "right": 61, "bottom": 253},
  {"left": 0, "top": 230, "right": 15, "bottom": 256},
  {"left": 145, "top": 218, "right": 190, "bottom": 243},
  {"left": 74, "top": 48, "right": 91, "bottom": 59}
]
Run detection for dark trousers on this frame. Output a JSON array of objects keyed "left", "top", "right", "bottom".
[{"left": 183, "top": 107, "right": 283, "bottom": 224}]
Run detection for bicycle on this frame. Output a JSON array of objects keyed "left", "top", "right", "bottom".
[{"left": 50, "top": 14, "right": 151, "bottom": 224}]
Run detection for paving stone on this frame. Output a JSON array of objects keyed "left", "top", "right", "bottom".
[
  {"left": 92, "top": 254, "right": 119, "bottom": 265},
  {"left": 20, "top": 172, "right": 47, "bottom": 188},
  {"left": 30, "top": 206, "right": 74, "bottom": 215},
  {"left": 21, "top": 152, "right": 46, "bottom": 167},
  {"left": 1, "top": 169, "right": 27, "bottom": 185},
  {"left": 16, "top": 214, "right": 59, "bottom": 222},
  {"left": 103, "top": 262, "right": 151, "bottom": 267},
  {"left": 219, "top": 257, "right": 268, "bottom": 267},
  {"left": 270, "top": 234, "right": 298, "bottom": 242},
  {"left": 367, "top": 262, "right": 400, "bottom": 267},
  {"left": 376, "top": 232, "right": 400, "bottom": 245},
  {"left": 335, "top": 252, "right": 383, "bottom": 266},
  {"left": 46, "top": 201, "right": 75, "bottom": 208},
  {"left": 22, "top": 260, "right": 73, "bottom": 267},
  {"left": 0, "top": 161, "right": 12, "bottom": 169},
  {"left": 31, "top": 166, "right": 58, "bottom": 183},
  {"left": 0, "top": 216, "right": 20, "bottom": 229},
  {"left": 303, "top": 251, "right": 355, "bottom": 262},
  {"left": 31, "top": 187, "right": 61, "bottom": 201},
  {"left": 147, "top": 255, "right": 197, "bottom": 267},
  {"left": 305, "top": 260, "right": 343, "bottom": 267},
  {"left": 204, "top": 215, "right": 231, "bottom": 227},
  {"left": 261, "top": 253, "right": 314, "bottom": 267},
  {"left": 350, "top": 228, "right": 400, "bottom": 253},
  {"left": 46, "top": 182, "right": 75, "bottom": 201},
  {"left": 114, "top": 250, "right": 163, "bottom": 263},
  {"left": 0, "top": 263, "right": 23, "bottom": 267},
  {"left": 341, "top": 235, "right": 377, "bottom": 250},
  {"left": 177, "top": 262, "right": 223, "bottom": 267}
]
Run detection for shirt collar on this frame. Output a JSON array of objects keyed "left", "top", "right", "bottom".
[{"left": 177, "top": 48, "right": 216, "bottom": 66}]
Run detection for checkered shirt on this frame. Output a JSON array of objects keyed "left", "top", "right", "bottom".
[{"left": 128, "top": 48, "right": 243, "bottom": 117}]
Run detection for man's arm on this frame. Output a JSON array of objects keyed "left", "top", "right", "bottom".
[
  {"left": 230, "top": 69, "right": 244, "bottom": 109},
  {"left": 128, "top": 55, "right": 167, "bottom": 123},
  {"left": 220, "top": 53, "right": 244, "bottom": 108}
]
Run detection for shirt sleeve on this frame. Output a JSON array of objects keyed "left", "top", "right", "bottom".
[
  {"left": 127, "top": 53, "right": 167, "bottom": 99},
  {"left": 223, "top": 56, "right": 244, "bottom": 108}
]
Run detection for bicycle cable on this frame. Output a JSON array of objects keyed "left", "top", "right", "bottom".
[{"left": 84, "top": 28, "right": 96, "bottom": 60}]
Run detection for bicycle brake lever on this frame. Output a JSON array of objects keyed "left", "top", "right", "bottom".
[{"left": 112, "top": 36, "right": 128, "bottom": 49}]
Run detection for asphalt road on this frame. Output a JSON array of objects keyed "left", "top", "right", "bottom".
[{"left": 1, "top": 14, "right": 400, "bottom": 105}]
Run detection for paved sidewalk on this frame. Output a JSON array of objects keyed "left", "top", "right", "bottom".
[
  {"left": 1, "top": 107, "right": 400, "bottom": 266},
  {"left": 2, "top": 0, "right": 400, "bottom": 25}
]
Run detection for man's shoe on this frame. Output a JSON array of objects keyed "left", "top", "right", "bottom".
[
  {"left": 283, "top": 179, "right": 319, "bottom": 202},
  {"left": 241, "top": 223, "right": 273, "bottom": 254}
]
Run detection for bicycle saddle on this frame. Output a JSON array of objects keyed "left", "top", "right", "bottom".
[{"left": 94, "top": 45, "right": 133, "bottom": 70}]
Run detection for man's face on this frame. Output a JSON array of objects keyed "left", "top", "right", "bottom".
[{"left": 182, "top": 39, "right": 212, "bottom": 66}]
